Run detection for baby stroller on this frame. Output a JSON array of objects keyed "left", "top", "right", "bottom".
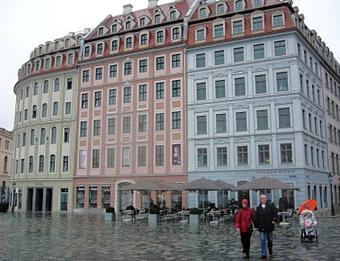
[{"left": 299, "top": 209, "right": 318, "bottom": 241}]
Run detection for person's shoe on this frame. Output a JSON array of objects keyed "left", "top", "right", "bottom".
[
  {"left": 261, "top": 256, "right": 267, "bottom": 260},
  {"left": 269, "top": 249, "right": 273, "bottom": 256},
  {"left": 245, "top": 252, "right": 250, "bottom": 259}
]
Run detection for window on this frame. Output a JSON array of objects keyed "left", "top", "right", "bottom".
[
  {"left": 196, "top": 29, "right": 206, "bottom": 41},
  {"left": 138, "top": 115, "right": 147, "bottom": 132},
  {"left": 38, "top": 155, "right": 44, "bottom": 173},
  {"left": 172, "top": 54, "right": 181, "bottom": 68},
  {"left": 214, "top": 50, "right": 225, "bottom": 65},
  {"left": 281, "top": 143, "right": 292, "bottom": 164},
  {"left": 233, "top": 20, "right": 244, "bottom": 35},
  {"left": 278, "top": 108, "right": 291, "bottom": 128},
  {"left": 107, "top": 118, "right": 116, "bottom": 135},
  {"left": 136, "top": 85, "right": 147, "bottom": 102},
  {"left": 170, "top": 10, "right": 177, "bottom": 20},
  {"left": 172, "top": 111, "right": 181, "bottom": 130},
  {"left": 196, "top": 82, "right": 206, "bottom": 101},
  {"left": 216, "top": 147, "right": 228, "bottom": 167},
  {"left": 255, "top": 74, "right": 267, "bottom": 94},
  {"left": 84, "top": 46, "right": 90, "bottom": 57},
  {"left": 45, "top": 58, "right": 51, "bottom": 70},
  {"left": 67, "top": 53, "right": 74, "bottom": 65},
  {"left": 52, "top": 102, "right": 58, "bottom": 116},
  {"left": 111, "top": 39, "right": 119, "bottom": 52},
  {"left": 125, "top": 36, "right": 133, "bottom": 49},
  {"left": 94, "top": 91, "right": 102, "bottom": 107},
  {"left": 214, "top": 24, "right": 224, "bottom": 38},
  {"left": 252, "top": 16, "right": 263, "bottom": 31},
  {"left": 155, "top": 145, "right": 164, "bottom": 166},
  {"left": 156, "top": 56, "right": 165, "bottom": 71},
  {"left": 235, "top": 0, "right": 243, "bottom": 11},
  {"left": 80, "top": 121, "right": 87, "bottom": 137},
  {"left": 276, "top": 72, "right": 288, "bottom": 91},
  {"left": 54, "top": 78, "right": 60, "bottom": 92},
  {"left": 95, "top": 68, "right": 103, "bottom": 80},
  {"left": 93, "top": 120, "right": 101, "bottom": 136},
  {"left": 172, "top": 80, "right": 181, "bottom": 98},
  {"left": 107, "top": 148, "right": 115, "bottom": 168},
  {"left": 137, "top": 146, "right": 146, "bottom": 167},
  {"left": 172, "top": 27, "right": 181, "bottom": 41},
  {"left": 30, "top": 129, "right": 35, "bottom": 145},
  {"left": 124, "top": 62, "right": 132, "bottom": 75},
  {"left": 34, "top": 82, "right": 39, "bottom": 95},
  {"left": 236, "top": 112, "right": 247, "bottom": 131},
  {"left": 235, "top": 77, "right": 246, "bottom": 96},
  {"left": 234, "top": 47, "right": 244, "bottom": 62},
  {"left": 22, "top": 133, "right": 26, "bottom": 147},
  {"left": 310, "top": 147, "right": 314, "bottom": 166},
  {"left": 109, "top": 64, "right": 117, "bottom": 78},
  {"left": 123, "top": 117, "right": 131, "bottom": 133},
  {"left": 274, "top": 40, "right": 286, "bottom": 56},
  {"left": 40, "top": 128, "right": 46, "bottom": 145},
  {"left": 215, "top": 80, "right": 226, "bottom": 98},
  {"left": 237, "top": 146, "right": 248, "bottom": 166},
  {"left": 82, "top": 70, "right": 90, "bottom": 83},
  {"left": 273, "top": 14, "right": 284, "bottom": 28},
  {"left": 81, "top": 93, "right": 88, "bottom": 109},
  {"left": 64, "top": 128, "right": 70, "bottom": 143},
  {"left": 92, "top": 149, "right": 100, "bottom": 168},
  {"left": 19, "top": 159, "right": 24, "bottom": 173},
  {"left": 140, "top": 17, "right": 146, "bottom": 27},
  {"left": 139, "top": 59, "right": 148, "bottom": 73},
  {"left": 172, "top": 144, "right": 181, "bottom": 165},
  {"left": 123, "top": 86, "right": 131, "bottom": 103},
  {"left": 140, "top": 34, "right": 148, "bottom": 46},
  {"left": 308, "top": 113, "right": 312, "bottom": 132},
  {"left": 216, "top": 114, "right": 227, "bottom": 133},
  {"left": 156, "top": 30, "right": 164, "bottom": 44},
  {"left": 197, "top": 115, "right": 207, "bottom": 134},
  {"left": 156, "top": 113, "right": 164, "bottom": 131},
  {"left": 258, "top": 144, "right": 270, "bottom": 164},
  {"left": 154, "top": 14, "right": 161, "bottom": 24},
  {"left": 156, "top": 82, "right": 165, "bottom": 99},
  {"left": 257, "top": 110, "right": 268, "bottom": 130},
  {"left": 63, "top": 156, "right": 69, "bottom": 172},
  {"left": 32, "top": 105, "right": 37, "bottom": 119},
  {"left": 197, "top": 148, "right": 208, "bottom": 167},
  {"left": 216, "top": 4, "right": 225, "bottom": 15},
  {"left": 43, "top": 80, "right": 49, "bottom": 94},
  {"left": 42, "top": 103, "right": 47, "bottom": 118},
  {"left": 254, "top": 0, "right": 263, "bottom": 7},
  {"left": 28, "top": 156, "right": 33, "bottom": 173},
  {"left": 199, "top": 7, "right": 207, "bottom": 18},
  {"left": 24, "top": 109, "right": 28, "bottom": 121},
  {"left": 112, "top": 23, "right": 118, "bottom": 32},
  {"left": 196, "top": 53, "right": 206, "bottom": 68}
]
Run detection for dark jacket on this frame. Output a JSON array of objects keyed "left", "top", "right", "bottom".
[{"left": 254, "top": 202, "right": 278, "bottom": 232}]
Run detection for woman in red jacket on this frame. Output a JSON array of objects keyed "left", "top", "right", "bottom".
[{"left": 235, "top": 199, "right": 254, "bottom": 258}]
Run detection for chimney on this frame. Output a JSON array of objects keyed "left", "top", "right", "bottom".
[
  {"left": 123, "top": 4, "right": 133, "bottom": 15},
  {"left": 148, "top": 0, "right": 158, "bottom": 9}
]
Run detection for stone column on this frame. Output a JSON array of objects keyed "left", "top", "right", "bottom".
[
  {"left": 32, "top": 188, "right": 36, "bottom": 212},
  {"left": 42, "top": 188, "right": 47, "bottom": 212}
]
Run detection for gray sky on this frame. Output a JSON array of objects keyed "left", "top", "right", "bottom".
[{"left": 0, "top": 0, "right": 339, "bottom": 131}]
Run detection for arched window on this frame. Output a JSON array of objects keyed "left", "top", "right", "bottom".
[
  {"left": 112, "top": 23, "right": 118, "bottom": 33},
  {"left": 140, "top": 34, "right": 148, "bottom": 46},
  {"left": 43, "top": 80, "right": 49, "bottom": 93},
  {"left": 28, "top": 156, "right": 34, "bottom": 173},
  {"left": 34, "top": 82, "right": 39, "bottom": 95},
  {"left": 235, "top": 0, "right": 244, "bottom": 11},
  {"left": 40, "top": 128, "right": 46, "bottom": 145},
  {"left": 125, "top": 21, "right": 131, "bottom": 30},
  {"left": 154, "top": 14, "right": 161, "bottom": 24},
  {"left": 32, "top": 105, "right": 37, "bottom": 119},
  {"left": 199, "top": 7, "right": 207, "bottom": 18},
  {"left": 3, "top": 156, "right": 8, "bottom": 172},
  {"left": 139, "top": 17, "right": 146, "bottom": 27},
  {"left": 42, "top": 103, "right": 47, "bottom": 118},
  {"left": 50, "top": 154, "right": 56, "bottom": 172},
  {"left": 38, "top": 155, "right": 44, "bottom": 172},
  {"left": 170, "top": 10, "right": 177, "bottom": 20},
  {"left": 216, "top": 3, "right": 226, "bottom": 15},
  {"left": 52, "top": 102, "right": 59, "bottom": 116},
  {"left": 30, "top": 129, "right": 35, "bottom": 145},
  {"left": 54, "top": 78, "right": 60, "bottom": 92},
  {"left": 51, "top": 127, "right": 57, "bottom": 144}
]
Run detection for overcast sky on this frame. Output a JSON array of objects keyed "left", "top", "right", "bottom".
[{"left": 0, "top": 0, "right": 339, "bottom": 131}]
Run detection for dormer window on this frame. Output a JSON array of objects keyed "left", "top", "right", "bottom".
[
  {"left": 140, "top": 34, "right": 148, "bottom": 46},
  {"left": 170, "top": 10, "right": 177, "bottom": 20},
  {"left": 196, "top": 28, "right": 206, "bottom": 42},
  {"left": 98, "top": 27, "right": 104, "bottom": 36},
  {"left": 97, "top": 43, "right": 104, "bottom": 55},
  {"left": 199, "top": 7, "right": 207, "bottom": 18},
  {"left": 84, "top": 46, "right": 91, "bottom": 57},
  {"left": 46, "top": 43, "right": 50, "bottom": 52},
  {"left": 253, "top": 0, "right": 263, "bottom": 8},
  {"left": 125, "top": 21, "right": 131, "bottom": 30},
  {"left": 140, "top": 17, "right": 146, "bottom": 27},
  {"left": 154, "top": 14, "right": 161, "bottom": 24},
  {"left": 112, "top": 23, "right": 118, "bottom": 33},
  {"left": 273, "top": 13, "right": 284, "bottom": 28},
  {"left": 65, "top": 39, "right": 70, "bottom": 48},
  {"left": 216, "top": 4, "right": 226, "bottom": 15},
  {"left": 77, "top": 36, "right": 82, "bottom": 45},
  {"left": 55, "top": 41, "right": 59, "bottom": 50},
  {"left": 234, "top": 0, "right": 244, "bottom": 11}
]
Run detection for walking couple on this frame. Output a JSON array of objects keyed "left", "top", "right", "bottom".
[{"left": 235, "top": 195, "right": 278, "bottom": 259}]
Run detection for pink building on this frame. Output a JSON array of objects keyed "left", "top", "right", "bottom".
[{"left": 74, "top": 0, "right": 191, "bottom": 211}]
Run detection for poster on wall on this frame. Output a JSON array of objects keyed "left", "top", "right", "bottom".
[
  {"left": 79, "top": 150, "right": 87, "bottom": 169},
  {"left": 172, "top": 144, "right": 181, "bottom": 165}
]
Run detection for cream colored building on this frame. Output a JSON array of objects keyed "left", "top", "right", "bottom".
[{"left": 0, "top": 128, "right": 13, "bottom": 187}]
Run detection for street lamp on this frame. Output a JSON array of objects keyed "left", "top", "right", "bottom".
[
  {"left": 12, "top": 182, "right": 16, "bottom": 213},
  {"left": 329, "top": 174, "right": 335, "bottom": 216}
]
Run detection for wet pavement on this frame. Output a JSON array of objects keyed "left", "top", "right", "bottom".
[{"left": 0, "top": 213, "right": 340, "bottom": 260}]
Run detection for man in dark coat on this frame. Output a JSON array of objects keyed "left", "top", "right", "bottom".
[{"left": 254, "top": 194, "right": 278, "bottom": 259}]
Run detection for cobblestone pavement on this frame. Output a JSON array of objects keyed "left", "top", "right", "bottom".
[{"left": 0, "top": 213, "right": 339, "bottom": 261}]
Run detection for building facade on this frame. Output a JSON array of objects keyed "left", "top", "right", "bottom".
[
  {"left": 12, "top": 30, "right": 89, "bottom": 212},
  {"left": 186, "top": 0, "right": 334, "bottom": 209},
  {"left": 0, "top": 128, "right": 13, "bottom": 187}
]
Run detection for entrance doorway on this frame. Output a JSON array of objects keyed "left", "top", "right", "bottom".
[
  {"left": 27, "top": 188, "right": 53, "bottom": 212},
  {"left": 117, "top": 182, "right": 133, "bottom": 211},
  {"left": 237, "top": 181, "right": 249, "bottom": 205},
  {"left": 60, "top": 188, "right": 68, "bottom": 211}
]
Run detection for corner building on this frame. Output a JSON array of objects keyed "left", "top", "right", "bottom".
[
  {"left": 186, "top": 0, "right": 334, "bottom": 209},
  {"left": 12, "top": 30, "right": 88, "bottom": 212},
  {"left": 74, "top": 0, "right": 193, "bottom": 211}
]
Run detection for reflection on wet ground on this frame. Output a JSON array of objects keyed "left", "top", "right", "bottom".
[{"left": 0, "top": 213, "right": 340, "bottom": 260}]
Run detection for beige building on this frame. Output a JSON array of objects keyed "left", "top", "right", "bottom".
[{"left": 0, "top": 128, "right": 13, "bottom": 187}]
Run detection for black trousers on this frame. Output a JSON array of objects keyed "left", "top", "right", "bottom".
[{"left": 240, "top": 231, "right": 252, "bottom": 254}]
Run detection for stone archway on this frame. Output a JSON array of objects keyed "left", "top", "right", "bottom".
[{"left": 116, "top": 182, "right": 134, "bottom": 212}]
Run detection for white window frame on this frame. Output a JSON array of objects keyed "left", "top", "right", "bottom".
[
  {"left": 195, "top": 79, "right": 208, "bottom": 101},
  {"left": 232, "top": 17, "right": 245, "bottom": 35},
  {"left": 94, "top": 66, "right": 104, "bottom": 82},
  {"left": 275, "top": 69, "right": 290, "bottom": 92},
  {"left": 155, "top": 29, "right": 166, "bottom": 45},
  {"left": 66, "top": 52, "right": 75, "bottom": 65},
  {"left": 278, "top": 141, "right": 294, "bottom": 165},
  {"left": 255, "top": 106, "right": 270, "bottom": 132},
  {"left": 235, "top": 143, "right": 249, "bottom": 167},
  {"left": 155, "top": 55, "right": 166, "bottom": 72},
  {"left": 213, "top": 76, "right": 227, "bottom": 98},
  {"left": 138, "top": 57, "right": 149, "bottom": 74},
  {"left": 110, "top": 37, "right": 120, "bottom": 53},
  {"left": 215, "top": 145, "right": 229, "bottom": 168},
  {"left": 196, "top": 112, "right": 209, "bottom": 136},
  {"left": 272, "top": 12, "right": 285, "bottom": 29},
  {"left": 234, "top": 109, "right": 248, "bottom": 133},
  {"left": 214, "top": 110, "right": 228, "bottom": 135},
  {"left": 195, "top": 27, "right": 207, "bottom": 42},
  {"left": 253, "top": 71, "right": 268, "bottom": 94},
  {"left": 233, "top": 74, "right": 247, "bottom": 97},
  {"left": 83, "top": 45, "right": 92, "bottom": 59},
  {"left": 124, "top": 34, "right": 134, "bottom": 50},
  {"left": 234, "top": 0, "right": 245, "bottom": 12},
  {"left": 139, "top": 31, "right": 149, "bottom": 48},
  {"left": 171, "top": 26, "right": 182, "bottom": 42},
  {"left": 251, "top": 13, "right": 264, "bottom": 32},
  {"left": 108, "top": 63, "right": 118, "bottom": 79},
  {"left": 196, "top": 145, "right": 209, "bottom": 168},
  {"left": 276, "top": 105, "right": 292, "bottom": 130},
  {"left": 216, "top": 3, "right": 227, "bottom": 15},
  {"left": 213, "top": 21, "right": 225, "bottom": 39},
  {"left": 256, "top": 142, "right": 271, "bottom": 166}
]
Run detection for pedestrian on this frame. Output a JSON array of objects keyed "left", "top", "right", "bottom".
[
  {"left": 235, "top": 199, "right": 254, "bottom": 259},
  {"left": 254, "top": 194, "right": 278, "bottom": 259}
]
